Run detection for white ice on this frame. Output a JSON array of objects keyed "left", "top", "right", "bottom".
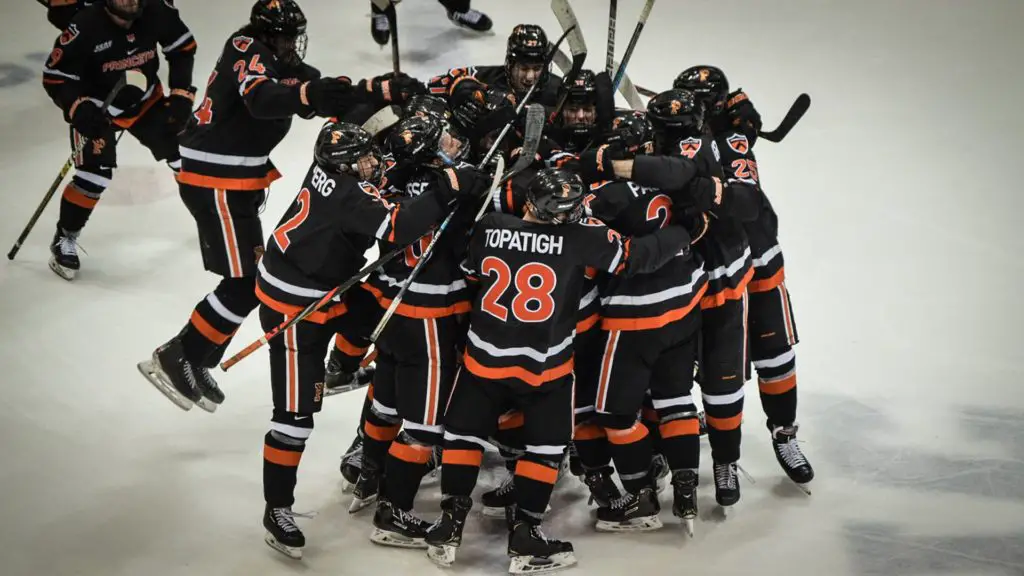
[{"left": 1, "top": 0, "right": 1023, "bottom": 574}]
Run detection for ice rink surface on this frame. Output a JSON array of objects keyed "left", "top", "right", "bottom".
[{"left": 2, "top": 0, "right": 1023, "bottom": 574}]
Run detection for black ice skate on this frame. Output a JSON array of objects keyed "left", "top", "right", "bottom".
[
  {"left": 650, "top": 453, "right": 669, "bottom": 494},
  {"left": 595, "top": 487, "right": 663, "bottom": 532},
  {"left": 137, "top": 336, "right": 203, "bottom": 411},
  {"left": 671, "top": 469, "right": 698, "bottom": 537},
  {"left": 713, "top": 461, "right": 741, "bottom": 509},
  {"left": 371, "top": 498, "right": 430, "bottom": 549},
  {"left": 426, "top": 495, "right": 473, "bottom": 568},
  {"left": 263, "top": 505, "right": 309, "bottom": 560},
  {"left": 48, "top": 227, "right": 81, "bottom": 281},
  {"left": 507, "top": 520, "right": 577, "bottom": 575},
  {"left": 481, "top": 473, "right": 516, "bottom": 518},
  {"left": 582, "top": 466, "right": 621, "bottom": 509},
  {"left": 324, "top": 350, "right": 375, "bottom": 396},
  {"left": 193, "top": 365, "right": 224, "bottom": 413},
  {"left": 447, "top": 9, "right": 493, "bottom": 33},
  {"left": 770, "top": 423, "right": 814, "bottom": 494},
  {"left": 370, "top": 7, "right": 389, "bottom": 46},
  {"left": 339, "top": 433, "right": 363, "bottom": 491},
  {"left": 567, "top": 442, "right": 583, "bottom": 477},
  {"left": 348, "top": 466, "right": 380, "bottom": 513}
]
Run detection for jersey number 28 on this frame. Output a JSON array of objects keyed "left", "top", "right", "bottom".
[{"left": 481, "top": 257, "right": 556, "bottom": 323}]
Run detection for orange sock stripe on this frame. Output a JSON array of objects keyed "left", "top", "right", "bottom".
[
  {"left": 706, "top": 413, "right": 743, "bottom": 431},
  {"left": 62, "top": 184, "right": 98, "bottom": 208},
  {"left": 573, "top": 423, "right": 606, "bottom": 440},
  {"left": 498, "top": 411, "right": 525, "bottom": 430},
  {"left": 515, "top": 460, "right": 559, "bottom": 485},
  {"left": 189, "top": 310, "right": 232, "bottom": 344},
  {"left": 264, "top": 444, "right": 302, "bottom": 467},
  {"left": 604, "top": 422, "right": 649, "bottom": 445},
  {"left": 660, "top": 418, "right": 700, "bottom": 439},
  {"left": 442, "top": 448, "right": 483, "bottom": 467},
  {"left": 366, "top": 383, "right": 374, "bottom": 401},
  {"left": 388, "top": 441, "right": 432, "bottom": 464},
  {"left": 334, "top": 333, "right": 368, "bottom": 356},
  {"left": 364, "top": 422, "right": 400, "bottom": 442},
  {"left": 759, "top": 373, "right": 796, "bottom": 395}
]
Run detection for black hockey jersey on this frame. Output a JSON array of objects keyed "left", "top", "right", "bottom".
[
  {"left": 426, "top": 65, "right": 562, "bottom": 108},
  {"left": 42, "top": 0, "right": 195, "bottom": 126},
  {"left": 461, "top": 212, "right": 691, "bottom": 389},
  {"left": 178, "top": 33, "right": 321, "bottom": 191},
  {"left": 586, "top": 179, "right": 707, "bottom": 332},
  {"left": 256, "top": 162, "right": 448, "bottom": 322}
]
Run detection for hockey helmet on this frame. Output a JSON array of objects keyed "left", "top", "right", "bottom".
[
  {"left": 673, "top": 65, "right": 729, "bottom": 116},
  {"left": 314, "top": 121, "right": 383, "bottom": 183},
  {"left": 526, "top": 168, "right": 585, "bottom": 224},
  {"left": 250, "top": 0, "right": 307, "bottom": 64}
]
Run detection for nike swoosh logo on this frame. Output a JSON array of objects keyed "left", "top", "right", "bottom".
[
  {"left": 127, "top": 48, "right": 138, "bottom": 55},
  {"left": 294, "top": 416, "right": 309, "bottom": 420}
]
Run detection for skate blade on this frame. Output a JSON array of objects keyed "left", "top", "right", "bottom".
[
  {"left": 348, "top": 494, "right": 377, "bottom": 514},
  {"left": 194, "top": 396, "right": 218, "bottom": 414},
  {"left": 792, "top": 480, "right": 812, "bottom": 496},
  {"left": 264, "top": 532, "right": 302, "bottom": 559},
  {"left": 370, "top": 528, "right": 427, "bottom": 549},
  {"left": 324, "top": 381, "right": 370, "bottom": 397},
  {"left": 137, "top": 360, "right": 193, "bottom": 412},
  {"left": 595, "top": 515, "right": 663, "bottom": 533},
  {"left": 49, "top": 257, "right": 76, "bottom": 281},
  {"left": 682, "top": 517, "right": 695, "bottom": 537},
  {"left": 481, "top": 505, "right": 508, "bottom": 518},
  {"left": 427, "top": 544, "right": 457, "bottom": 568},
  {"left": 509, "top": 551, "right": 577, "bottom": 575}
]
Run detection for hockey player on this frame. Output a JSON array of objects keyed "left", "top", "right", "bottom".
[
  {"left": 256, "top": 121, "right": 487, "bottom": 559},
  {"left": 674, "top": 66, "right": 814, "bottom": 490},
  {"left": 370, "top": 0, "right": 492, "bottom": 45},
  {"left": 427, "top": 24, "right": 562, "bottom": 107},
  {"left": 425, "top": 168, "right": 694, "bottom": 574},
  {"left": 139, "top": 0, "right": 425, "bottom": 413},
  {"left": 41, "top": 0, "right": 196, "bottom": 280},
  {"left": 546, "top": 69, "right": 615, "bottom": 157}
]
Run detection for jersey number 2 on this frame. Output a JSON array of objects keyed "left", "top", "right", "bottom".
[
  {"left": 273, "top": 188, "right": 311, "bottom": 251},
  {"left": 481, "top": 257, "right": 557, "bottom": 323}
]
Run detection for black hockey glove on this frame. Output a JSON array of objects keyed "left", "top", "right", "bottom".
[
  {"left": 434, "top": 164, "right": 490, "bottom": 207},
  {"left": 578, "top": 142, "right": 627, "bottom": 184},
  {"left": 303, "top": 76, "right": 356, "bottom": 117},
  {"left": 69, "top": 99, "right": 111, "bottom": 139},
  {"left": 164, "top": 87, "right": 197, "bottom": 134},
  {"left": 681, "top": 176, "right": 723, "bottom": 213},
  {"left": 725, "top": 90, "right": 762, "bottom": 139},
  {"left": 359, "top": 72, "right": 426, "bottom": 107}
]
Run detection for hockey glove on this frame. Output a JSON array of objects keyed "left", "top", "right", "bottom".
[
  {"left": 434, "top": 164, "right": 490, "bottom": 207},
  {"left": 726, "top": 90, "right": 762, "bottom": 139},
  {"left": 578, "top": 142, "right": 627, "bottom": 184},
  {"left": 165, "top": 87, "right": 197, "bottom": 134},
  {"left": 359, "top": 72, "right": 426, "bottom": 107},
  {"left": 682, "top": 176, "right": 723, "bottom": 213},
  {"left": 69, "top": 99, "right": 111, "bottom": 139},
  {"left": 303, "top": 76, "right": 356, "bottom": 117}
]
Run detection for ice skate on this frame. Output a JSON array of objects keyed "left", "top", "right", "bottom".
[
  {"left": 192, "top": 365, "right": 222, "bottom": 413},
  {"left": 425, "top": 495, "right": 472, "bottom": 568},
  {"left": 595, "top": 487, "right": 663, "bottom": 532},
  {"left": 370, "top": 498, "right": 429, "bottom": 549},
  {"left": 650, "top": 453, "right": 669, "bottom": 494},
  {"left": 48, "top": 227, "right": 81, "bottom": 281},
  {"left": 339, "top": 434, "right": 363, "bottom": 491},
  {"left": 481, "top": 473, "right": 516, "bottom": 518},
  {"left": 671, "top": 470, "right": 698, "bottom": 537},
  {"left": 770, "top": 422, "right": 814, "bottom": 494},
  {"left": 713, "top": 461, "right": 741, "bottom": 509},
  {"left": 348, "top": 467, "right": 379, "bottom": 513},
  {"left": 507, "top": 520, "right": 576, "bottom": 575},
  {"left": 137, "top": 335, "right": 202, "bottom": 412},
  {"left": 582, "top": 466, "right": 621, "bottom": 509},
  {"left": 370, "top": 8, "right": 389, "bottom": 46},
  {"left": 324, "top": 351, "right": 374, "bottom": 396},
  {"left": 263, "top": 505, "right": 309, "bottom": 560},
  {"left": 447, "top": 9, "right": 493, "bottom": 33}
]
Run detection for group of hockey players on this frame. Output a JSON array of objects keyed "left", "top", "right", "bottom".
[{"left": 38, "top": 0, "right": 812, "bottom": 573}]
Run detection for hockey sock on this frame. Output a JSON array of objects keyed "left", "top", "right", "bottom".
[
  {"left": 440, "top": 434, "right": 485, "bottom": 498},
  {"left": 263, "top": 430, "right": 307, "bottom": 508},
  {"left": 359, "top": 384, "right": 374, "bottom": 430},
  {"left": 754, "top": 347, "right": 798, "bottom": 427},
  {"left": 604, "top": 421, "right": 653, "bottom": 494},
  {"left": 182, "top": 277, "right": 259, "bottom": 365},
  {"left": 514, "top": 453, "right": 561, "bottom": 522},
  {"left": 332, "top": 332, "right": 370, "bottom": 374},
  {"left": 658, "top": 416, "right": 700, "bottom": 471},
  {"left": 363, "top": 409, "right": 400, "bottom": 475},
  {"left": 572, "top": 423, "right": 612, "bottom": 470},
  {"left": 702, "top": 387, "right": 744, "bottom": 464},
  {"left": 58, "top": 182, "right": 101, "bottom": 233},
  {"left": 384, "top": 432, "right": 432, "bottom": 510},
  {"left": 641, "top": 404, "right": 663, "bottom": 457}
]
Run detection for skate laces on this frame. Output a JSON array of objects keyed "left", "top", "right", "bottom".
[
  {"left": 714, "top": 463, "right": 737, "bottom": 490},
  {"left": 343, "top": 444, "right": 364, "bottom": 470},
  {"left": 496, "top": 473, "right": 515, "bottom": 497},
  {"left": 774, "top": 426, "right": 809, "bottom": 469},
  {"left": 271, "top": 507, "right": 316, "bottom": 533},
  {"left": 373, "top": 12, "right": 389, "bottom": 31},
  {"left": 454, "top": 10, "right": 484, "bottom": 24},
  {"left": 57, "top": 230, "right": 85, "bottom": 257}
]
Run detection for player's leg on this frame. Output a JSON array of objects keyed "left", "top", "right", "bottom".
[
  {"left": 325, "top": 284, "right": 380, "bottom": 393},
  {"left": 480, "top": 408, "right": 525, "bottom": 517},
  {"left": 126, "top": 95, "right": 183, "bottom": 175},
  {"left": 508, "top": 376, "right": 577, "bottom": 573},
  {"left": 438, "top": 0, "right": 493, "bottom": 32},
  {"left": 258, "top": 305, "right": 330, "bottom": 560},
  {"left": 351, "top": 349, "right": 401, "bottom": 513},
  {"left": 571, "top": 327, "right": 619, "bottom": 509},
  {"left": 748, "top": 279, "right": 813, "bottom": 488},
  {"left": 339, "top": 383, "right": 374, "bottom": 490},
  {"left": 425, "top": 368, "right": 503, "bottom": 568},
  {"left": 699, "top": 294, "right": 749, "bottom": 509},
  {"left": 49, "top": 123, "right": 118, "bottom": 280}
]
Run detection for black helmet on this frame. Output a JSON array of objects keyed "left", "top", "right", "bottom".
[
  {"left": 387, "top": 115, "right": 446, "bottom": 165},
  {"left": 553, "top": 69, "right": 599, "bottom": 151},
  {"left": 605, "top": 110, "right": 654, "bottom": 157},
  {"left": 526, "top": 168, "right": 585, "bottom": 224},
  {"left": 403, "top": 94, "right": 450, "bottom": 122},
  {"left": 673, "top": 65, "right": 729, "bottom": 116},
  {"left": 647, "top": 89, "right": 704, "bottom": 137},
  {"left": 249, "top": 0, "right": 308, "bottom": 65},
  {"left": 314, "top": 121, "right": 383, "bottom": 183},
  {"left": 505, "top": 24, "right": 550, "bottom": 92},
  {"left": 105, "top": 0, "right": 146, "bottom": 21}
]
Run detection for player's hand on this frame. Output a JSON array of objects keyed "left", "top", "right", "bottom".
[
  {"left": 304, "top": 76, "right": 355, "bottom": 117},
  {"left": 360, "top": 72, "right": 426, "bottom": 106},
  {"left": 685, "top": 175, "right": 723, "bottom": 212},
  {"left": 578, "top": 142, "right": 627, "bottom": 184},
  {"left": 435, "top": 164, "right": 490, "bottom": 206},
  {"left": 725, "top": 89, "right": 762, "bottom": 137},
  {"left": 69, "top": 100, "right": 111, "bottom": 139},
  {"left": 164, "top": 87, "right": 196, "bottom": 134}
]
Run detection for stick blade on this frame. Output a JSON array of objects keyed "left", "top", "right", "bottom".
[
  {"left": 362, "top": 105, "right": 401, "bottom": 136},
  {"left": 125, "top": 68, "right": 148, "bottom": 90},
  {"left": 759, "top": 93, "right": 811, "bottom": 143},
  {"left": 550, "top": 0, "right": 587, "bottom": 56}
]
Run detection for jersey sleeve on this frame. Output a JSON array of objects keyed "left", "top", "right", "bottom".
[
  {"left": 576, "top": 218, "right": 691, "bottom": 278},
  {"left": 337, "top": 179, "right": 446, "bottom": 245},
  {"left": 224, "top": 36, "right": 305, "bottom": 119},
  {"left": 46, "top": 0, "right": 85, "bottom": 30},
  {"left": 154, "top": 0, "right": 197, "bottom": 91},
  {"left": 42, "top": 22, "right": 91, "bottom": 120},
  {"left": 425, "top": 65, "right": 479, "bottom": 96},
  {"left": 584, "top": 180, "right": 633, "bottom": 223}
]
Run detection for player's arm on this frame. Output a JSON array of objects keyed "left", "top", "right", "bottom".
[
  {"left": 336, "top": 177, "right": 446, "bottom": 246},
  {"left": 628, "top": 155, "right": 759, "bottom": 222},
  {"left": 155, "top": 0, "right": 197, "bottom": 95},
  {"left": 46, "top": 0, "right": 83, "bottom": 30},
  {"left": 425, "top": 66, "right": 479, "bottom": 96},
  {"left": 42, "top": 24, "right": 94, "bottom": 124},
  {"left": 580, "top": 219, "right": 691, "bottom": 278}
]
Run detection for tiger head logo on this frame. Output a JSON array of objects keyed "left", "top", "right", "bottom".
[
  {"left": 699, "top": 68, "right": 710, "bottom": 82},
  {"left": 670, "top": 100, "right": 682, "bottom": 115},
  {"left": 560, "top": 182, "right": 572, "bottom": 198},
  {"left": 400, "top": 130, "right": 414, "bottom": 145}
]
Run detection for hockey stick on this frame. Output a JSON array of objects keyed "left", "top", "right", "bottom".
[
  {"left": 606, "top": 0, "right": 617, "bottom": 75},
  {"left": 7, "top": 69, "right": 145, "bottom": 261},
  {"left": 476, "top": 103, "right": 546, "bottom": 222},
  {"left": 371, "top": 0, "right": 401, "bottom": 73},
  {"left": 362, "top": 104, "right": 401, "bottom": 136},
  {"left": 757, "top": 93, "right": 810, "bottom": 142},
  {"left": 611, "top": 0, "right": 655, "bottom": 94},
  {"left": 549, "top": 0, "right": 588, "bottom": 121},
  {"left": 610, "top": 58, "right": 645, "bottom": 110}
]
